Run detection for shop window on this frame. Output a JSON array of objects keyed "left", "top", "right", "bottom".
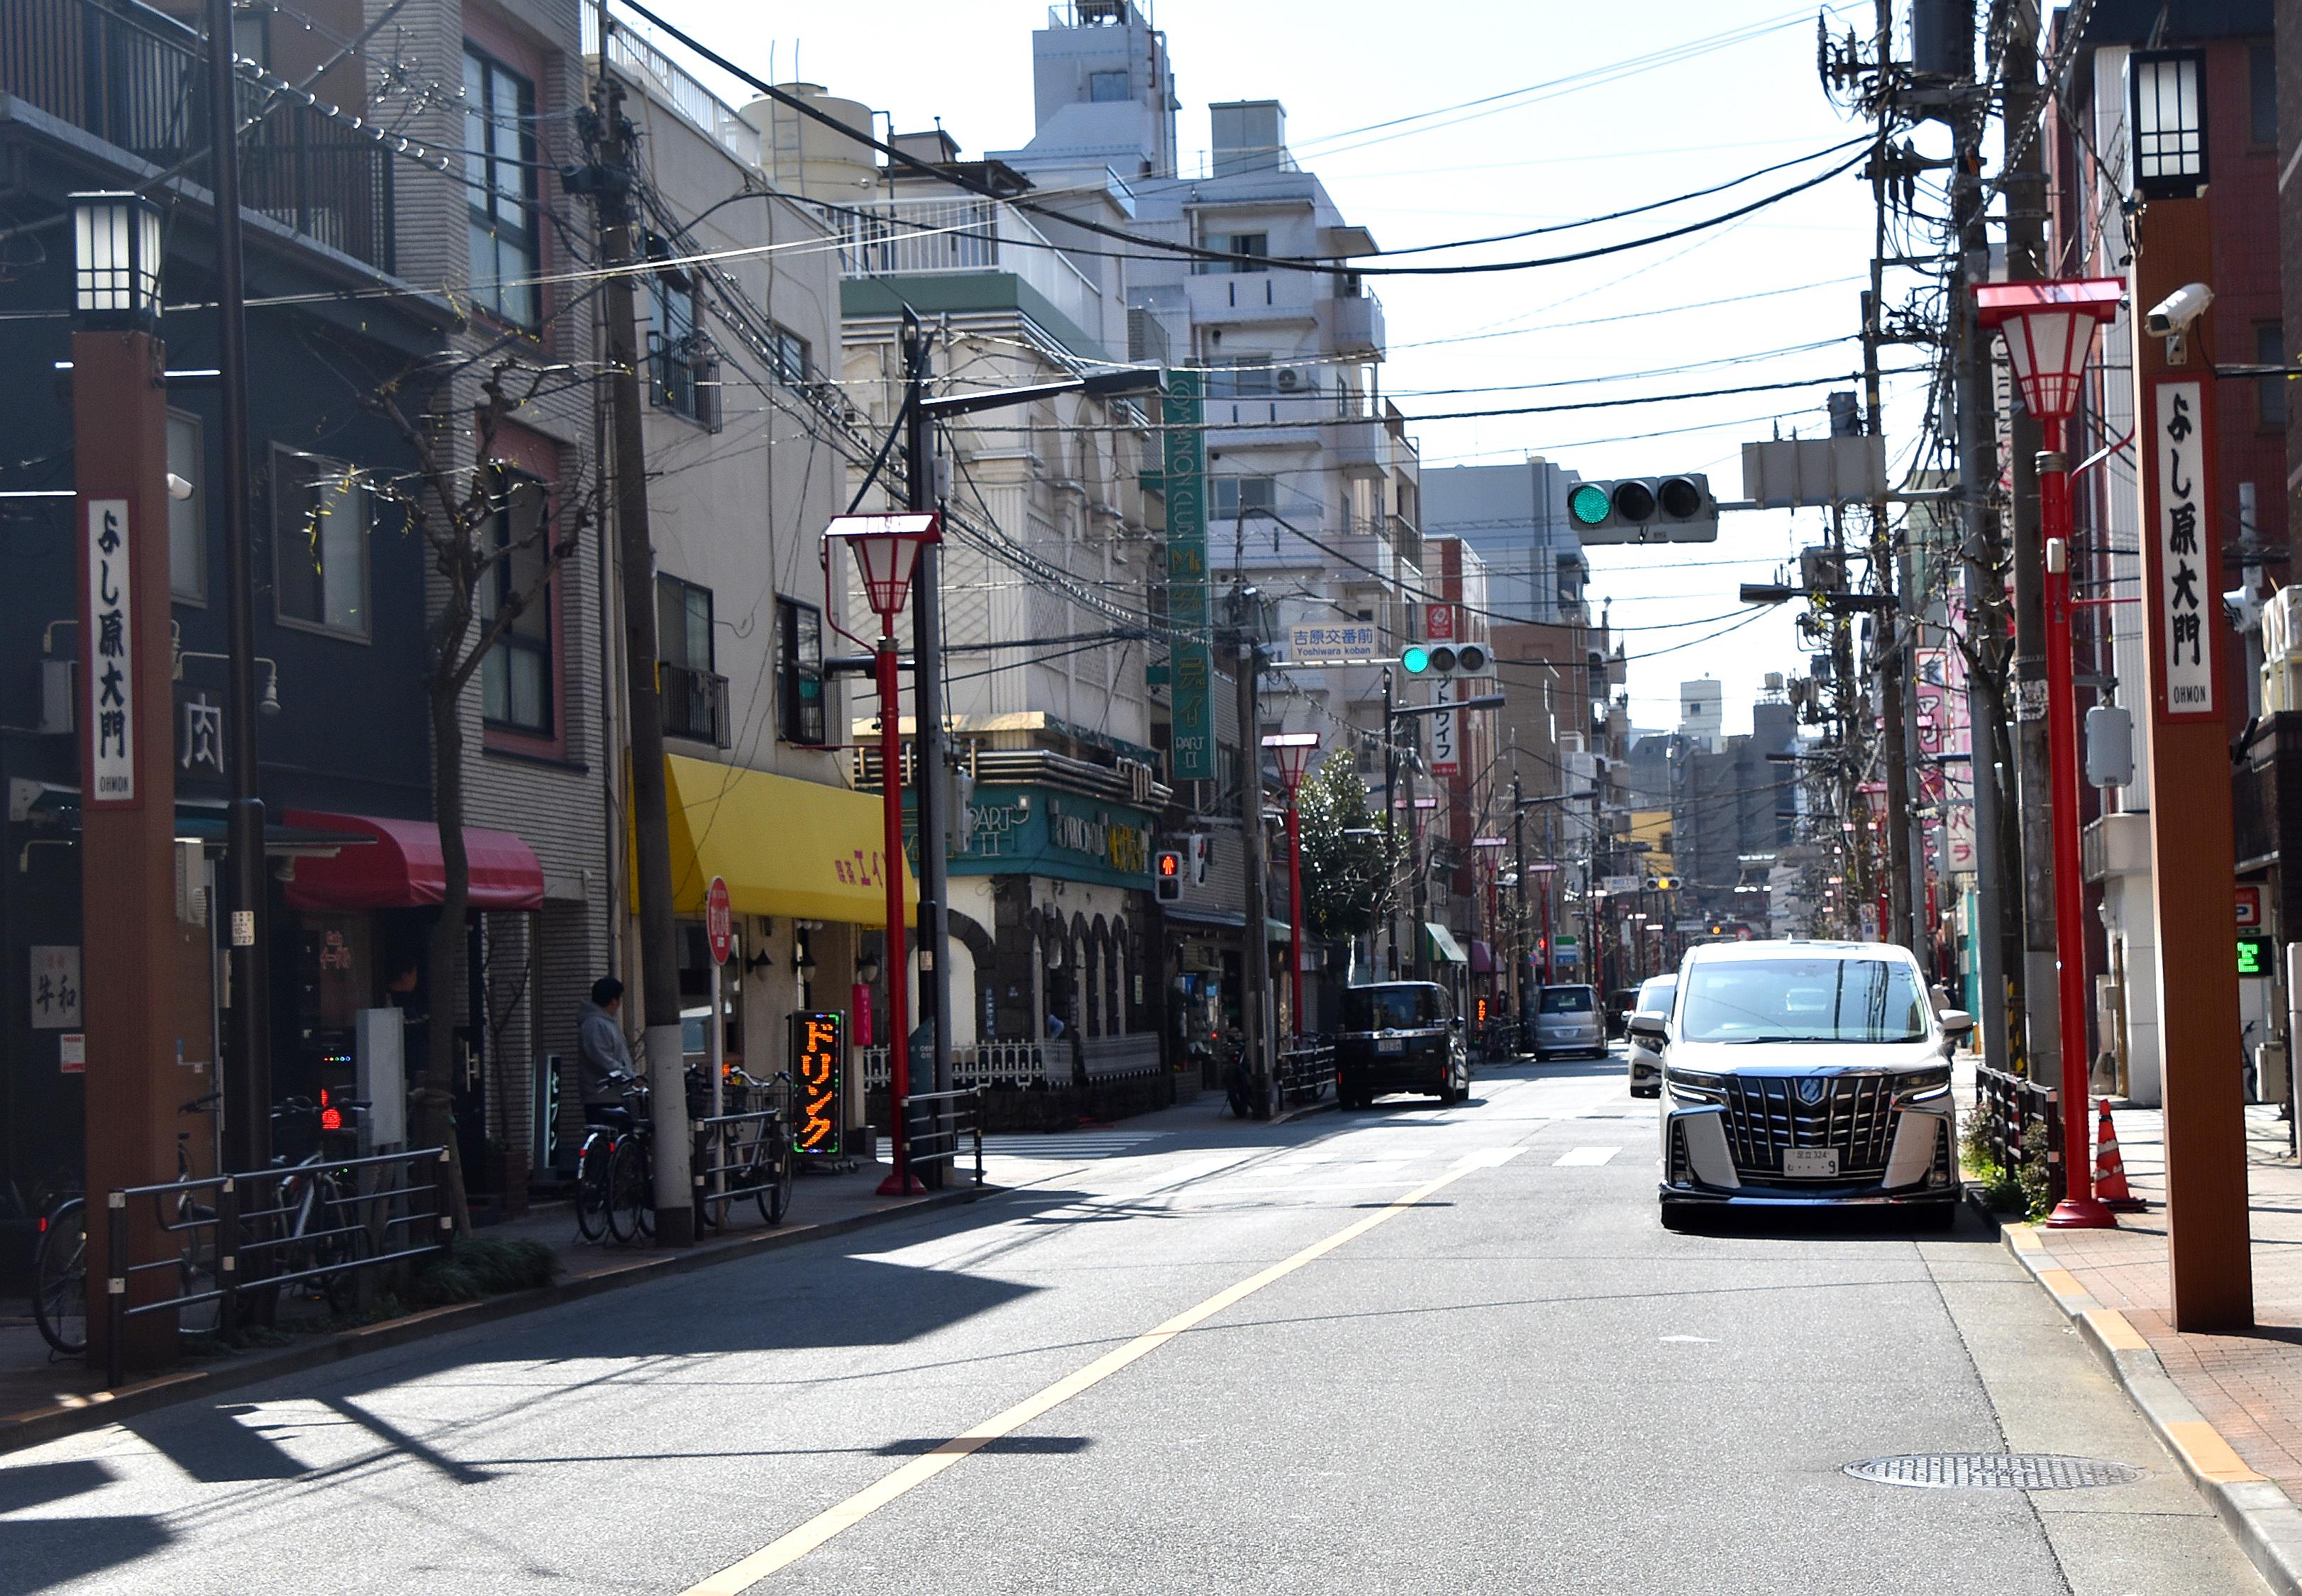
[
  {"left": 480, "top": 470, "right": 555, "bottom": 736},
  {"left": 168, "top": 409, "right": 204, "bottom": 602},
  {"left": 464, "top": 45, "right": 539, "bottom": 329},
  {"left": 778, "top": 594, "right": 826, "bottom": 745},
  {"left": 272, "top": 446, "right": 370, "bottom": 638}
]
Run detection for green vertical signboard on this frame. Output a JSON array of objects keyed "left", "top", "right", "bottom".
[{"left": 1164, "top": 370, "right": 1215, "bottom": 782}]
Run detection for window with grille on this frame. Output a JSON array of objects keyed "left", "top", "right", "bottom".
[
  {"left": 480, "top": 470, "right": 553, "bottom": 734},
  {"left": 658, "top": 575, "right": 726, "bottom": 745},
  {"left": 648, "top": 271, "right": 720, "bottom": 429},
  {"left": 778, "top": 595, "right": 826, "bottom": 746},
  {"left": 464, "top": 46, "right": 539, "bottom": 328}
]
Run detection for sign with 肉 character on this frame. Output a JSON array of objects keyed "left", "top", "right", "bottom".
[
  {"left": 84, "top": 499, "right": 135, "bottom": 804},
  {"left": 789, "top": 1009, "right": 843, "bottom": 1157},
  {"left": 2149, "top": 381, "right": 2215, "bottom": 719}
]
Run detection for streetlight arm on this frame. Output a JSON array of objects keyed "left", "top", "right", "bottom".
[{"left": 917, "top": 367, "right": 1163, "bottom": 418}]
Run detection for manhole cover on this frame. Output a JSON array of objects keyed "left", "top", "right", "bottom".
[{"left": 1845, "top": 1453, "right": 2145, "bottom": 1491}]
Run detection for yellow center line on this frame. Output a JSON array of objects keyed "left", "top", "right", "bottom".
[{"left": 679, "top": 1150, "right": 1515, "bottom": 1595}]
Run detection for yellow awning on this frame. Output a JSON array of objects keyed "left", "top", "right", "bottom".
[{"left": 662, "top": 754, "right": 917, "bottom": 926}]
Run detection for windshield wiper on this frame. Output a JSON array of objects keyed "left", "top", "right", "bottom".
[{"left": 1718, "top": 1033, "right": 1817, "bottom": 1044}]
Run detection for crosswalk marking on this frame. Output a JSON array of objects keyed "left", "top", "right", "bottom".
[
  {"left": 1555, "top": 1146, "right": 1623, "bottom": 1166},
  {"left": 981, "top": 1130, "right": 1171, "bottom": 1161}
]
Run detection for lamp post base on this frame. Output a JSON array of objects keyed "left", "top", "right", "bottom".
[
  {"left": 877, "top": 1170, "right": 927, "bottom": 1197},
  {"left": 2046, "top": 1195, "right": 2120, "bottom": 1230}
]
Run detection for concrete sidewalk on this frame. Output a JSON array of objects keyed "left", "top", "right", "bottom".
[{"left": 1999, "top": 1101, "right": 2302, "bottom": 1594}]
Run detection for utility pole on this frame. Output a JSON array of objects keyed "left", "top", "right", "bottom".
[
  {"left": 1234, "top": 588, "right": 1273, "bottom": 1116},
  {"left": 585, "top": 64, "right": 692, "bottom": 1245},
  {"left": 1998, "top": 0, "right": 2059, "bottom": 1090},
  {"left": 203, "top": 0, "right": 270, "bottom": 1177},
  {"left": 1951, "top": 42, "right": 2015, "bottom": 1068},
  {"left": 900, "top": 312, "right": 955, "bottom": 1136}
]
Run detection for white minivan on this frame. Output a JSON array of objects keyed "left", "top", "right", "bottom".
[{"left": 1639, "top": 940, "right": 1971, "bottom": 1229}]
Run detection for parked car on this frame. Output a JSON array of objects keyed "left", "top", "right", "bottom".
[
  {"left": 1646, "top": 940, "right": 1971, "bottom": 1229},
  {"left": 1605, "top": 989, "right": 1642, "bottom": 1039},
  {"left": 1336, "top": 982, "right": 1471, "bottom": 1108},
  {"left": 1534, "top": 984, "right": 1605, "bottom": 1060},
  {"left": 1625, "top": 973, "right": 1676, "bottom": 1098}
]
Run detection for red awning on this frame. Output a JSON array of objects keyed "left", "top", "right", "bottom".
[{"left": 282, "top": 810, "right": 545, "bottom": 912}]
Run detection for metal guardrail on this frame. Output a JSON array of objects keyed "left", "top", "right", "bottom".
[
  {"left": 1275, "top": 1036, "right": 1335, "bottom": 1102},
  {"left": 103, "top": 1146, "right": 449, "bottom": 1387},
  {"left": 1974, "top": 1062, "right": 2063, "bottom": 1203},
  {"left": 689, "top": 1107, "right": 788, "bottom": 1207},
  {"left": 900, "top": 1087, "right": 985, "bottom": 1186}
]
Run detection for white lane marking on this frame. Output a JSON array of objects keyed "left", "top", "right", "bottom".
[
  {"left": 1456, "top": 1146, "right": 1528, "bottom": 1170},
  {"left": 1555, "top": 1146, "right": 1623, "bottom": 1166},
  {"left": 1659, "top": 1335, "right": 1717, "bottom": 1344}
]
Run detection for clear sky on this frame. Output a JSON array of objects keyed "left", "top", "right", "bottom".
[{"left": 646, "top": 0, "right": 1928, "bottom": 738}]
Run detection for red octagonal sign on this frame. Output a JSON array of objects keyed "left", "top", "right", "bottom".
[{"left": 706, "top": 875, "right": 732, "bottom": 965}]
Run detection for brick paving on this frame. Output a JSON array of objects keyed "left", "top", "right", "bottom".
[{"left": 2024, "top": 1101, "right": 2302, "bottom": 1494}]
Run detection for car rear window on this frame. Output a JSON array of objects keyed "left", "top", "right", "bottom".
[
  {"left": 1344, "top": 987, "right": 1445, "bottom": 1028},
  {"left": 1539, "top": 987, "right": 1595, "bottom": 1014}
]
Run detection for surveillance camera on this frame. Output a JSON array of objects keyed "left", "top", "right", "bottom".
[{"left": 2143, "top": 282, "right": 2214, "bottom": 338}]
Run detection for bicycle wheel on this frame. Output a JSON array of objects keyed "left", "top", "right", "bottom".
[
  {"left": 178, "top": 1225, "right": 225, "bottom": 1339},
  {"left": 33, "top": 1198, "right": 87, "bottom": 1356},
  {"left": 313, "top": 1173, "right": 370, "bottom": 1315},
  {"left": 697, "top": 1125, "right": 728, "bottom": 1232},
  {"left": 605, "top": 1138, "right": 652, "bottom": 1243},
  {"left": 756, "top": 1127, "right": 793, "bottom": 1227},
  {"left": 574, "top": 1134, "right": 612, "bottom": 1241}
]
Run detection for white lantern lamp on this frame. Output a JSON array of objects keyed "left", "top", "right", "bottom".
[
  {"left": 69, "top": 191, "right": 164, "bottom": 329},
  {"left": 824, "top": 512, "right": 941, "bottom": 631},
  {"left": 2129, "top": 49, "right": 2208, "bottom": 202}
]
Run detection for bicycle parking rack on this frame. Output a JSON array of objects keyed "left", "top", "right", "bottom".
[
  {"left": 690, "top": 1107, "right": 792, "bottom": 1217},
  {"left": 102, "top": 1146, "right": 450, "bottom": 1387},
  {"left": 1275, "top": 1036, "right": 1336, "bottom": 1104}
]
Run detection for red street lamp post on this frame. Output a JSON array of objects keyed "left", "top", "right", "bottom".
[
  {"left": 1976, "top": 277, "right": 2125, "bottom": 1231},
  {"left": 1263, "top": 733, "right": 1319, "bottom": 1037},
  {"left": 826, "top": 512, "right": 939, "bottom": 1197}
]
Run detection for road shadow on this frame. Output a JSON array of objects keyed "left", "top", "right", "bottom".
[
  {"left": 0, "top": 1516, "right": 172, "bottom": 1592},
  {"left": 1666, "top": 1202, "right": 1994, "bottom": 1246}
]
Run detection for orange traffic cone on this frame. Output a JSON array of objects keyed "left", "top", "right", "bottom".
[{"left": 2093, "top": 1098, "right": 2146, "bottom": 1212}]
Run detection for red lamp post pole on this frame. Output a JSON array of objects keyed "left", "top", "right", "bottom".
[
  {"left": 875, "top": 633, "right": 922, "bottom": 1197},
  {"left": 1285, "top": 804, "right": 1304, "bottom": 1039},
  {"left": 2041, "top": 419, "right": 2113, "bottom": 1227}
]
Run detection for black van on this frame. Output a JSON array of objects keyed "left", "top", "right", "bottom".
[{"left": 1335, "top": 982, "right": 1471, "bottom": 1109}]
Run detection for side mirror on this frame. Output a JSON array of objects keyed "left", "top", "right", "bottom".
[
  {"left": 1449, "top": 1016, "right": 1465, "bottom": 1031},
  {"left": 1627, "top": 1012, "right": 1668, "bottom": 1044},
  {"left": 1937, "top": 1008, "right": 1975, "bottom": 1038}
]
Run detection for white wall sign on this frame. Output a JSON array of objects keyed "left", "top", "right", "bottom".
[
  {"left": 2152, "top": 380, "right": 2214, "bottom": 717},
  {"left": 85, "top": 498, "right": 135, "bottom": 803},
  {"left": 29, "top": 946, "right": 80, "bottom": 1030}
]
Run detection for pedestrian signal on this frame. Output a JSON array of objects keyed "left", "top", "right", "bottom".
[{"left": 1155, "top": 848, "right": 1184, "bottom": 903}]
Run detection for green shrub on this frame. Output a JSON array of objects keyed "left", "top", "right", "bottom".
[{"left": 409, "top": 1234, "right": 560, "bottom": 1307}]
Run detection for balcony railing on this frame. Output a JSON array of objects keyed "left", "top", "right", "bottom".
[
  {"left": 828, "top": 195, "right": 1106, "bottom": 350},
  {"left": 661, "top": 662, "right": 730, "bottom": 747},
  {"left": 1, "top": 0, "right": 396, "bottom": 272}
]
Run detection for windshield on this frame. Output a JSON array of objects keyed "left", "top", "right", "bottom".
[
  {"left": 1677, "top": 958, "right": 1930, "bottom": 1043},
  {"left": 1539, "top": 987, "right": 1595, "bottom": 1014},
  {"left": 1635, "top": 976, "right": 1676, "bottom": 1014},
  {"left": 1344, "top": 987, "right": 1446, "bottom": 1029}
]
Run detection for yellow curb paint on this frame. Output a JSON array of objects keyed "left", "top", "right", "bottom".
[
  {"left": 2037, "top": 1267, "right": 2088, "bottom": 1300},
  {"left": 2005, "top": 1224, "right": 2044, "bottom": 1252},
  {"left": 2164, "top": 1419, "right": 2267, "bottom": 1485},
  {"left": 678, "top": 1151, "right": 1515, "bottom": 1596},
  {"left": 2084, "top": 1309, "right": 2150, "bottom": 1353}
]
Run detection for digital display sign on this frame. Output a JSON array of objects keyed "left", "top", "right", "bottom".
[
  {"left": 2238, "top": 934, "right": 2276, "bottom": 978},
  {"left": 789, "top": 1010, "right": 843, "bottom": 1156}
]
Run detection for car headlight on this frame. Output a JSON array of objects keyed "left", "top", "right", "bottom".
[
  {"left": 1896, "top": 1065, "right": 1952, "bottom": 1099},
  {"left": 1665, "top": 1067, "right": 1727, "bottom": 1103}
]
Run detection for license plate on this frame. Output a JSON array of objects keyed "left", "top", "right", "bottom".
[
  {"left": 1783, "top": 1147, "right": 1839, "bottom": 1178},
  {"left": 1378, "top": 1038, "right": 1405, "bottom": 1055}
]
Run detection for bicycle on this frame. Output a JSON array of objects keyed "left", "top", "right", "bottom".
[
  {"left": 262, "top": 1095, "right": 372, "bottom": 1314},
  {"left": 701, "top": 1068, "right": 794, "bottom": 1230},
  {"left": 602, "top": 1075, "right": 655, "bottom": 1243},
  {"left": 573, "top": 1073, "right": 646, "bottom": 1242},
  {"left": 33, "top": 1091, "right": 224, "bottom": 1356}
]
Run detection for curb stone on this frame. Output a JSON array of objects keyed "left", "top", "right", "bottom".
[
  {"left": 1991, "top": 1214, "right": 2302, "bottom": 1596},
  {"left": 0, "top": 1181, "right": 990, "bottom": 1459}
]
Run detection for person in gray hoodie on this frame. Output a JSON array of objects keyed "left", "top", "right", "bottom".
[{"left": 578, "top": 976, "right": 638, "bottom": 1109}]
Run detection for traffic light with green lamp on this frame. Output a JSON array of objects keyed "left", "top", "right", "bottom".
[
  {"left": 1564, "top": 475, "right": 1718, "bottom": 545},
  {"left": 1400, "top": 641, "right": 1490, "bottom": 678}
]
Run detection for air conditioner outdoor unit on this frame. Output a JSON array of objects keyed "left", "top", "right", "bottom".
[{"left": 1273, "top": 367, "right": 1303, "bottom": 392}]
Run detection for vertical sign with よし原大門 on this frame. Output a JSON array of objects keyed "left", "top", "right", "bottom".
[
  {"left": 85, "top": 499, "right": 135, "bottom": 803},
  {"left": 2150, "top": 382, "right": 2215, "bottom": 718}
]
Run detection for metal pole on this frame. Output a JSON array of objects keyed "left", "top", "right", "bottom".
[
  {"left": 902, "top": 314, "right": 954, "bottom": 1119},
  {"left": 2042, "top": 436, "right": 2111, "bottom": 1228},
  {"left": 1286, "top": 802, "right": 1304, "bottom": 1038},
  {"left": 1407, "top": 747, "right": 1425, "bottom": 980},
  {"left": 1235, "top": 609, "right": 1273, "bottom": 1114},
  {"left": 204, "top": 0, "right": 270, "bottom": 1177},
  {"left": 875, "top": 637, "right": 922, "bottom": 1192},
  {"left": 1383, "top": 667, "right": 1397, "bottom": 977},
  {"left": 1512, "top": 774, "right": 1527, "bottom": 1028},
  {"left": 592, "top": 70, "right": 692, "bottom": 1243}
]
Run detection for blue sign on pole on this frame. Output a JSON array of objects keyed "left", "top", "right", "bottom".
[{"left": 1164, "top": 372, "right": 1214, "bottom": 782}]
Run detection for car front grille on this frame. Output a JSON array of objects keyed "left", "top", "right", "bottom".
[{"left": 1720, "top": 1074, "right": 1896, "bottom": 1180}]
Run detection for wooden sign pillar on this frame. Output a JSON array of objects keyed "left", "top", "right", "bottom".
[
  {"left": 74, "top": 328, "right": 182, "bottom": 1372},
  {"left": 2131, "top": 200, "right": 2254, "bottom": 1332}
]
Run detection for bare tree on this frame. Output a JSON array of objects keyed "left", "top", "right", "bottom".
[{"left": 365, "top": 358, "right": 594, "bottom": 1231}]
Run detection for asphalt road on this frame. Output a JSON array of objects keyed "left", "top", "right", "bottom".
[{"left": 0, "top": 1052, "right": 2269, "bottom": 1595}]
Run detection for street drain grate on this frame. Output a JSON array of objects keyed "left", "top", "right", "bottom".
[{"left": 1844, "top": 1453, "right": 2146, "bottom": 1491}]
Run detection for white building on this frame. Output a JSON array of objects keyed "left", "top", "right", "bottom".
[{"left": 1678, "top": 679, "right": 1724, "bottom": 752}]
